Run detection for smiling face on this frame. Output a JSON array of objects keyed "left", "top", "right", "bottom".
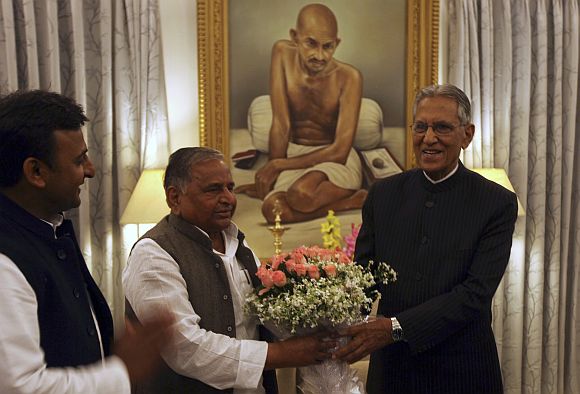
[
  {"left": 169, "top": 158, "right": 236, "bottom": 236},
  {"left": 43, "top": 129, "right": 95, "bottom": 213},
  {"left": 413, "top": 96, "right": 474, "bottom": 180}
]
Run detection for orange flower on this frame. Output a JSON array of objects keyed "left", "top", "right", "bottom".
[
  {"left": 257, "top": 266, "right": 274, "bottom": 288},
  {"left": 307, "top": 265, "right": 320, "bottom": 279},
  {"left": 294, "top": 263, "right": 307, "bottom": 276},
  {"left": 323, "top": 265, "right": 337, "bottom": 277},
  {"left": 272, "top": 270, "right": 287, "bottom": 287}
]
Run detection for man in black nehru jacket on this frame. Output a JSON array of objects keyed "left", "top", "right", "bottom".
[{"left": 334, "top": 84, "right": 518, "bottom": 394}]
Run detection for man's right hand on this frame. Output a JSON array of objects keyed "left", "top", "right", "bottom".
[
  {"left": 113, "top": 312, "right": 174, "bottom": 384},
  {"left": 264, "top": 332, "right": 337, "bottom": 369},
  {"left": 255, "top": 160, "right": 283, "bottom": 199}
]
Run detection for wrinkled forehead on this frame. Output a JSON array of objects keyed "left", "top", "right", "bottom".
[
  {"left": 415, "top": 96, "right": 461, "bottom": 121},
  {"left": 190, "top": 158, "right": 232, "bottom": 181}
]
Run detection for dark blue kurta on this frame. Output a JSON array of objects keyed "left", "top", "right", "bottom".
[{"left": 355, "top": 162, "right": 517, "bottom": 394}]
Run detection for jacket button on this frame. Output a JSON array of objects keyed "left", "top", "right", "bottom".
[
  {"left": 425, "top": 201, "right": 435, "bottom": 208},
  {"left": 223, "top": 295, "right": 228, "bottom": 300},
  {"left": 87, "top": 326, "right": 96, "bottom": 336},
  {"left": 415, "top": 272, "right": 423, "bottom": 281},
  {"left": 227, "top": 326, "right": 233, "bottom": 332},
  {"left": 57, "top": 250, "right": 67, "bottom": 260},
  {"left": 73, "top": 288, "right": 80, "bottom": 298},
  {"left": 215, "top": 263, "right": 220, "bottom": 269},
  {"left": 421, "top": 236, "right": 428, "bottom": 244}
]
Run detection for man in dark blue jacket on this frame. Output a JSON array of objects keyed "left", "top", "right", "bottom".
[{"left": 0, "top": 90, "right": 173, "bottom": 393}]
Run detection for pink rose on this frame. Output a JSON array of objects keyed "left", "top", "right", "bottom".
[
  {"left": 257, "top": 266, "right": 274, "bottom": 288},
  {"left": 272, "top": 270, "right": 287, "bottom": 287},
  {"left": 294, "top": 263, "right": 307, "bottom": 276},
  {"left": 337, "top": 252, "right": 351, "bottom": 265},
  {"left": 270, "top": 255, "right": 285, "bottom": 270},
  {"left": 292, "top": 251, "right": 307, "bottom": 265},
  {"left": 323, "top": 265, "right": 337, "bottom": 277},
  {"left": 307, "top": 265, "right": 320, "bottom": 280},
  {"left": 285, "top": 259, "right": 296, "bottom": 272}
]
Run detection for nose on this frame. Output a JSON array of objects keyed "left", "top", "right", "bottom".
[
  {"left": 423, "top": 126, "right": 439, "bottom": 144},
  {"left": 220, "top": 187, "right": 236, "bottom": 204},
  {"left": 313, "top": 46, "right": 324, "bottom": 60},
  {"left": 84, "top": 158, "right": 96, "bottom": 178}
]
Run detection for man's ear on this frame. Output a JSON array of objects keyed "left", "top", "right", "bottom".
[
  {"left": 165, "top": 186, "right": 181, "bottom": 214},
  {"left": 462, "top": 124, "right": 475, "bottom": 150},
  {"left": 22, "top": 158, "right": 48, "bottom": 188},
  {"left": 290, "top": 29, "right": 298, "bottom": 43},
  {"left": 335, "top": 38, "right": 341, "bottom": 48}
]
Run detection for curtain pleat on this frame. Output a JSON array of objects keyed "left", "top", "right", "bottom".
[
  {"left": 443, "top": 0, "right": 579, "bottom": 392},
  {"left": 0, "top": 0, "right": 170, "bottom": 326},
  {"left": 0, "top": 0, "right": 18, "bottom": 91}
]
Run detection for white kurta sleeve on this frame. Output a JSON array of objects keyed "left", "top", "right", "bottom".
[
  {"left": 122, "top": 238, "right": 268, "bottom": 390},
  {"left": 0, "top": 254, "right": 131, "bottom": 394}
]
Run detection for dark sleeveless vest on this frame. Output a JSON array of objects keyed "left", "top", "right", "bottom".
[
  {"left": 127, "top": 214, "right": 277, "bottom": 393},
  {"left": 0, "top": 192, "right": 114, "bottom": 367}
]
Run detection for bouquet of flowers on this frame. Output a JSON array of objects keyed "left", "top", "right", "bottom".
[{"left": 245, "top": 245, "right": 396, "bottom": 394}]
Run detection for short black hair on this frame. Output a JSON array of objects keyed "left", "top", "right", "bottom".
[
  {"left": 0, "top": 90, "right": 88, "bottom": 187},
  {"left": 164, "top": 147, "right": 224, "bottom": 192}
]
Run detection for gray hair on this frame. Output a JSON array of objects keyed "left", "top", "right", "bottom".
[
  {"left": 412, "top": 84, "right": 472, "bottom": 125},
  {"left": 163, "top": 147, "right": 224, "bottom": 192}
]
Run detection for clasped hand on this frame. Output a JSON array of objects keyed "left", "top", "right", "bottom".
[
  {"left": 331, "top": 316, "right": 393, "bottom": 364},
  {"left": 266, "top": 331, "right": 337, "bottom": 369}
]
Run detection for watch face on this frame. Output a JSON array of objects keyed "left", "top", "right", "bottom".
[
  {"left": 391, "top": 318, "right": 403, "bottom": 342},
  {"left": 392, "top": 328, "right": 403, "bottom": 341}
]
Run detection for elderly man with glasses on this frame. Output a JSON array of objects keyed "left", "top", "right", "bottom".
[{"left": 333, "top": 84, "right": 518, "bottom": 394}]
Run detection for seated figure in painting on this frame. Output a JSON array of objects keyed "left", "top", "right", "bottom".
[{"left": 235, "top": 3, "right": 367, "bottom": 224}]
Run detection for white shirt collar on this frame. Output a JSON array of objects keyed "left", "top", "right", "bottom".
[
  {"left": 194, "top": 222, "right": 239, "bottom": 240},
  {"left": 39, "top": 214, "right": 65, "bottom": 238},
  {"left": 423, "top": 163, "right": 459, "bottom": 184},
  {"left": 194, "top": 222, "right": 240, "bottom": 256}
]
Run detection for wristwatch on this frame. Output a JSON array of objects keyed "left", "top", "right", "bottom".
[{"left": 390, "top": 317, "right": 404, "bottom": 342}]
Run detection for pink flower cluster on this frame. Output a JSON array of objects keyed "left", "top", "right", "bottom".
[
  {"left": 256, "top": 246, "right": 352, "bottom": 296},
  {"left": 342, "top": 223, "right": 361, "bottom": 260}
]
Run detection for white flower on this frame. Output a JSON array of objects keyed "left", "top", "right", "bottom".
[{"left": 245, "top": 246, "right": 397, "bottom": 334}]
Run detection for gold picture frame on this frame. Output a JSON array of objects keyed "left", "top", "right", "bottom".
[{"left": 197, "top": 0, "right": 439, "bottom": 169}]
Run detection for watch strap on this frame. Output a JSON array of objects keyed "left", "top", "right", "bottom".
[{"left": 390, "top": 317, "right": 404, "bottom": 342}]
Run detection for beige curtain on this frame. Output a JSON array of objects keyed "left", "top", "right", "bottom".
[
  {"left": 441, "top": 0, "right": 580, "bottom": 393},
  {"left": 0, "top": 0, "right": 170, "bottom": 325}
]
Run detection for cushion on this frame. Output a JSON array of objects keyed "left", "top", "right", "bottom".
[{"left": 247, "top": 95, "right": 383, "bottom": 153}]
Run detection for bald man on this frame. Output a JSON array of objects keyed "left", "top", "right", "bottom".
[{"left": 236, "top": 3, "right": 367, "bottom": 224}]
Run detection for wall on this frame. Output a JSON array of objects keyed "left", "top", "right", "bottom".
[{"left": 159, "top": 0, "right": 199, "bottom": 151}]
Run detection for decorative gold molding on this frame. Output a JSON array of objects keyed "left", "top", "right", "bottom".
[
  {"left": 197, "top": 0, "right": 229, "bottom": 158},
  {"left": 406, "top": 0, "right": 439, "bottom": 167},
  {"left": 198, "top": 0, "right": 439, "bottom": 169}
]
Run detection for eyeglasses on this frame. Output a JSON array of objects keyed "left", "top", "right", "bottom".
[{"left": 410, "top": 122, "right": 465, "bottom": 135}]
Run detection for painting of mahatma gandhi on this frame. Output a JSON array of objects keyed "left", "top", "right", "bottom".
[{"left": 197, "top": 0, "right": 437, "bottom": 256}]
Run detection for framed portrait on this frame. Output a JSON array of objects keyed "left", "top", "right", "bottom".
[
  {"left": 197, "top": 0, "right": 439, "bottom": 166},
  {"left": 197, "top": 0, "right": 439, "bottom": 257}
]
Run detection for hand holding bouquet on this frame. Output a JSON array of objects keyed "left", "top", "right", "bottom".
[{"left": 245, "top": 245, "right": 396, "bottom": 393}]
